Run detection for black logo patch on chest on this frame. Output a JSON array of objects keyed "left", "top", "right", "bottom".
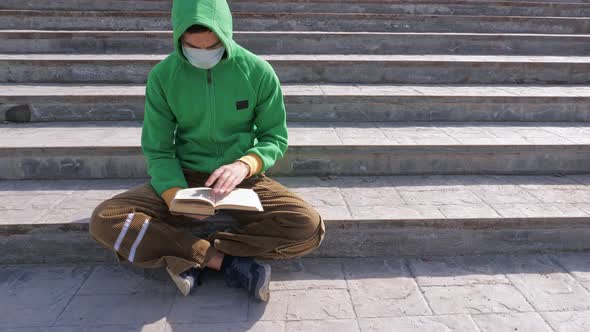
[{"left": 236, "top": 100, "right": 249, "bottom": 110}]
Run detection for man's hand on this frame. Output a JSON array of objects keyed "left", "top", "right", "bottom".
[{"left": 205, "top": 161, "right": 250, "bottom": 195}]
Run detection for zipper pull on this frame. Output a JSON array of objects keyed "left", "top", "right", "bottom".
[{"left": 207, "top": 69, "right": 212, "bottom": 84}]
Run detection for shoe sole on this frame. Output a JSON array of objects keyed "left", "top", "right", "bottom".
[
  {"left": 254, "top": 263, "right": 271, "bottom": 302},
  {"left": 166, "top": 267, "right": 192, "bottom": 296}
]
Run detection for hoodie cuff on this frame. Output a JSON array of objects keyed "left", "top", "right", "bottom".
[
  {"left": 161, "top": 186, "right": 183, "bottom": 209},
  {"left": 237, "top": 153, "right": 263, "bottom": 178}
]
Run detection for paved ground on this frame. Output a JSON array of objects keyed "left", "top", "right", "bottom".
[{"left": 2, "top": 252, "right": 590, "bottom": 331}]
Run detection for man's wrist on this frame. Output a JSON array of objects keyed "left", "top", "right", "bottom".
[
  {"left": 236, "top": 160, "right": 252, "bottom": 177},
  {"left": 237, "top": 153, "right": 262, "bottom": 178}
]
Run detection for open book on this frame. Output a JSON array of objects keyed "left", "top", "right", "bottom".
[{"left": 169, "top": 187, "right": 264, "bottom": 216}]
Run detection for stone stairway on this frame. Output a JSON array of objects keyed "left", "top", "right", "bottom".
[
  {"left": 1, "top": 0, "right": 590, "bottom": 264},
  {"left": 3, "top": 10, "right": 590, "bottom": 33}
]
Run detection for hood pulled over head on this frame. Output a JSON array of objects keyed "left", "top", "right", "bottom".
[{"left": 171, "top": 0, "right": 234, "bottom": 65}]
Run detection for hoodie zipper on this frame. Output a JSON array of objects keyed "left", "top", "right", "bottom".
[{"left": 206, "top": 68, "right": 219, "bottom": 165}]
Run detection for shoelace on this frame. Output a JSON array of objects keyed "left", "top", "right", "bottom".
[{"left": 180, "top": 267, "right": 204, "bottom": 286}]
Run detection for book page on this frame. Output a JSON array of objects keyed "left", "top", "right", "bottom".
[
  {"left": 215, "top": 188, "right": 263, "bottom": 211},
  {"left": 174, "top": 187, "right": 215, "bottom": 205}
]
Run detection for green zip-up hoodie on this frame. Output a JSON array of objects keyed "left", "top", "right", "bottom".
[{"left": 141, "top": 0, "right": 289, "bottom": 197}]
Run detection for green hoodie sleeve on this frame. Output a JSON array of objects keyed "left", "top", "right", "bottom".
[
  {"left": 245, "top": 62, "right": 289, "bottom": 175},
  {"left": 141, "top": 68, "right": 188, "bottom": 196}
]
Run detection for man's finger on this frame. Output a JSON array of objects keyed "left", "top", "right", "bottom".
[
  {"left": 214, "top": 172, "right": 233, "bottom": 193},
  {"left": 205, "top": 167, "right": 225, "bottom": 187},
  {"left": 219, "top": 174, "right": 237, "bottom": 193},
  {"left": 225, "top": 178, "right": 241, "bottom": 194}
]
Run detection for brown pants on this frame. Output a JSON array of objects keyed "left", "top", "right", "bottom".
[{"left": 89, "top": 168, "right": 326, "bottom": 275}]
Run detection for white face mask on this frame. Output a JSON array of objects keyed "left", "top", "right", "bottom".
[{"left": 182, "top": 44, "right": 225, "bottom": 69}]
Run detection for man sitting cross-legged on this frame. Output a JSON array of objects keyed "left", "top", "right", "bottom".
[{"left": 89, "top": 0, "right": 325, "bottom": 302}]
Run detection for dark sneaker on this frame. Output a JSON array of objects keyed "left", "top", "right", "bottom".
[
  {"left": 223, "top": 256, "right": 271, "bottom": 302},
  {"left": 166, "top": 266, "right": 203, "bottom": 296}
]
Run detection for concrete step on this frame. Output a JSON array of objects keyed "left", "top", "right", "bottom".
[
  {"left": 2, "top": 10, "right": 589, "bottom": 34},
  {"left": 507, "top": 0, "right": 590, "bottom": 2},
  {"left": 1, "top": 121, "right": 589, "bottom": 179},
  {"left": 2, "top": 174, "right": 590, "bottom": 263},
  {"left": 2, "top": 54, "right": 590, "bottom": 84},
  {"left": 3, "top": 30, "right": 590, "bottom": 56},
  {"left": 231, "top": 1, "right": 590, "bottom": 17},
  {"left": 2, "top": 84, "right": 590, "bottom": 123},
  {"left": 3, "top": 0, "right": 590, "bottom": 17}
]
